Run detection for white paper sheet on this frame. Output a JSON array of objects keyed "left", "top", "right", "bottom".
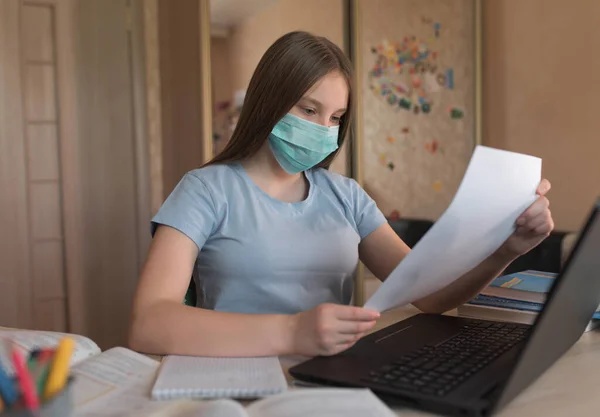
[
  {"left": 144, "top": 389, "right": 396, "bottom": 417},
  {"left": 72, "top": 347, "right": 165, "bottom": 417},
  {"left": 142, "top": 400, "right": 247, "bottom": 417},
  {"left": 246, "top": 388, "right": 396, "bottom": 417},
  {"left": 0, "top": 327, "right": 101, "bottom": 373},
  {"left": 365, "top": 146, "right": 541, "bottom": 312}
]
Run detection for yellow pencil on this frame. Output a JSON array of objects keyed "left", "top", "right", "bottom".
[{"left": 43, "top": 337, "right": 74, "bottom": 400}]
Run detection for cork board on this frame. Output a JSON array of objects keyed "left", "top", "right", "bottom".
[{"left": 359, "top": 0, "right": 476, "bottom": 221}]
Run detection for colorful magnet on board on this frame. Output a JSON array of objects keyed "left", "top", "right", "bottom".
[
  {"left": 413, "top": 105, "right": 420, "bottom": 114},
  {"left": 387, "top": 162, "right": 395, "bottom": 171},
  {"left": 386, "top": 136, "right": 396, "bottom": 144},
  {"left": 411, "top": 76, "right": 422, "bottom": 89},
  {"left": 449, "top": 107, "right": 464, "bottom": 119},
  {"left": 446, "top": 68, "right": 454, "bottom": 89},
  {"left": 437, "top": 73, "right": 446, "bottom": 86},
  {"left": 425, "top": 139, "right": 439, "bottom": 154},
  {"left": 422, "top": 102, "right": 431, "bottom": 113},
  {"left": 432, "top": 180, "right": 443, "bottom": 192},
  {"left": 399, "top": 97, "right": 412, "bottom": 109}
]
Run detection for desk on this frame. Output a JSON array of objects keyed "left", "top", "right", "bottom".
[{"left": 278, "top": 306, "right": 600, "bottom": 416}]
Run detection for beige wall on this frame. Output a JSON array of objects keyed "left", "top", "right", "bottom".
[
  {"left": 214, "top": 0, "right": 349, "bottom": 175},
  {"left": 226, "top": 0, "right": 345, "bottom": 93},
  {"left": 483, "top": 0, "right": 600, "bottom": 231}
]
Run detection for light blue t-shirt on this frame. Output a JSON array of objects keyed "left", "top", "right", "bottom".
[{"left": 151, "top": 163, "right": 387, "bottom": 314}]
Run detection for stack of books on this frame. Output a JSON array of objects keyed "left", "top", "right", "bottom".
[{"left": 458, "top": 270, "right": 600, "bottom": 331}]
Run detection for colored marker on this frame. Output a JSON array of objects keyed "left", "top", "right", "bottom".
[
  {"left": 43, "top": 337, "right": 74, "bottom": 400},
  {"left": 12, "top": 346, "right": 39, "bottom": 409},
  {"left": 33, "top": 349, "right": 54, "bottom": 397},
  {"left": 0, "top": 362, "right": 18, "bottom": 408},
  {"left": 27, "top": 355, "right": 37, "bottom": 374}
]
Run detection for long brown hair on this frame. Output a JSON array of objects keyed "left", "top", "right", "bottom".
[{"left": 205, "top": 31, "right": 354, "bottom": 169}]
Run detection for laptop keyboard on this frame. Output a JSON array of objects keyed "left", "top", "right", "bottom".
[{"left": 361, "top": 321, "right": 530, "bottom": 397}]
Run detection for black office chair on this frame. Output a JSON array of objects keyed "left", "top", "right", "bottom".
[
  {"left": 184, "top": 278, "right": 197, "bottom": 306},
  {"left": 388, "top": 217, "right": 567, "bottom": 274},
  {"left": 388, "top": 218, "right": 434, "bottom": 248},
  {"left": 184, "top": 262, "right": 199, "bottom": 306}
]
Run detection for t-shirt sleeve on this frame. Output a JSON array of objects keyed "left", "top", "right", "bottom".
[
  {"left": 151, "top": 173, "right": 217, "bottom": 250},
  {"left": 351, "top": 180, "right": 387, "bottom": 239}
]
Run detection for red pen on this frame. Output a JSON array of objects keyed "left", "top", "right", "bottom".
[{"left": 12, "top": 345, "right": 39, "bottom": 410}]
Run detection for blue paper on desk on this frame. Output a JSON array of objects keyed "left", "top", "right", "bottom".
[
  {"left": 481, "top": 270, "right": 558, "bottom": 303},
  {"left": 489, "top": 270, "right": 557, "bottom": 292},
  {"left": 467, "top": 294, "right": 600, "bottom": 320}
]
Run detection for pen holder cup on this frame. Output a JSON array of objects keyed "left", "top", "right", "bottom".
[{"left": 1, "top": 378, "right": 74, "bottom": 417}]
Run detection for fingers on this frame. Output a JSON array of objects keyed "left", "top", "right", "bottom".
[
  {"left": 310, "top": 304, "right": 380, "bottom": 357},
  {"left": 518, "top": 208, "right": 553, "bottom": 232},
  {"left": 333, "top": 305, "right": 380, "bottom": 321},
  {"left": 517, "top": 196, "right": 549, "bottom": 226},
  {"left": 333, "top": 333, "right": 362, "bottom": 346},
  {"left": 322, "top": 339, "right": 359, "bottom": 356},
  {"left": 536, "top": 179, "right": 551, "bottom": 196},
  {"left": 337, "top": 319, "right": 377, "bottom": 335}
]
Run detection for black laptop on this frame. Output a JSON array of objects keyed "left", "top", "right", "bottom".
[{"left": 289, "top": 198, "right": 600, "bottom": 417}]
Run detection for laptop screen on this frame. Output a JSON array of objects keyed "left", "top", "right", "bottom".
[{"left": 494, "top": 200, "right": 600, "bottom": 411}]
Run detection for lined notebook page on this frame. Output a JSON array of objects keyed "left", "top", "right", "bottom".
[
  {"left": 151, "top": 356, "right": 288, "bottom": 400},
  {"left": 247, "top": 388, "right": 397, "bottom": 417}
]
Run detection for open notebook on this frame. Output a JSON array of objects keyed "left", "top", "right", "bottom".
[
  {"left": 143, "top": 388, "right": 397, "bottom": 417},
  {"left": 151, "top": 355, "right": 288, "bottom": 400}
]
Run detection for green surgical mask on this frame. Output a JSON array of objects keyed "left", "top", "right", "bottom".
[{"left": 268, "top": 113, "right": 339, "bottom": 174}]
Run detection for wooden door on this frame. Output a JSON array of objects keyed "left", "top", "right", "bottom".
[
  {"left": 0, "top": 0, "right": 150, "bottom": 349},
  {"left": 0, "top": 0, "right": 69, "bottom": 331}
]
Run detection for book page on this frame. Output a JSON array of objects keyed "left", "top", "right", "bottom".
[
  {"left": 139, "top": 399, "right": 248, "bottom": 417},
  {"left": 72, "top": 347, "right": 170, "bottom": 417},
  {"left": 0, "top": 327, "right": 101, "bottom": 373},
  {"left": 246, "top": 388, "right": 397, "bottom": 417}
]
